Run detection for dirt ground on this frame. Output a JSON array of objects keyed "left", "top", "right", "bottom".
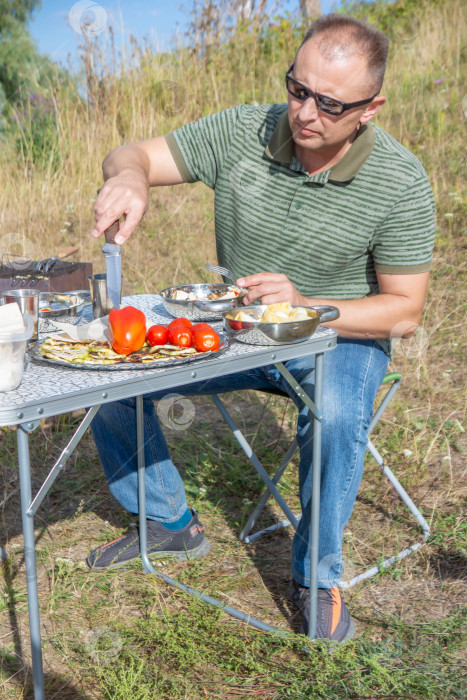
[{"left": 1, "top": 386, "right": 465, "bottom": 697}]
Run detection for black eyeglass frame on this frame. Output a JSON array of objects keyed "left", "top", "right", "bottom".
[{"left": 285, "top": 63, "right": 379, "bottom": 115}]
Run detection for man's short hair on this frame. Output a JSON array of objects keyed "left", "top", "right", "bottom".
[{"left": 298, "top": 14, "right": 390, "bottom": 93}]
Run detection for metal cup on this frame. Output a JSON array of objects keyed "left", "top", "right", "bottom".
[
  {"left": 1, "top": 288, "right": 39, "bottom": 341},
  {"left": 88, "top": 274, "right": 121, "bottom": 318}
]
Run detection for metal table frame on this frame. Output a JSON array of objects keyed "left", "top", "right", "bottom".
[{"left": 0, "top": 296, "right": 337, "bottom": 700}]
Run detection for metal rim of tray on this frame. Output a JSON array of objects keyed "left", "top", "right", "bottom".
[{"left": 30, "top": 334, "right": 230, "bottom": 371}]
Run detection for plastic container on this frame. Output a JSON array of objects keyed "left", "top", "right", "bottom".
[{"left": 0, "top": 313, "right": 34, "bottom": 392}]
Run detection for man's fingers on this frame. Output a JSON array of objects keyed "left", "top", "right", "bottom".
[
  {"left": 237, "top": 272, "right": 286, "bottom": 288},
  {"left": 93, "top": 192, "right": 146, "bottom": 241},
  {"left": 115, "top": 208, "right": 145, "bottom": 244},
  {"left": 92, "top": 208, "right": 123, "bottom": 238}
]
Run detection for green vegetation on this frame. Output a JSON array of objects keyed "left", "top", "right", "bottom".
[{"left": 0, "top": 0, "right": 465, "bottom": 697}]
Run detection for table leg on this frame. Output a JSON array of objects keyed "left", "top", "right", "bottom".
[
  {"left": 309, "top": 351, "right": 324, "bottom": 640},
  {"left": 17, "top": 424, "right": 45, "bottom": 700},
  {"left": 136, "top": 395, "right": 156, "bottom": 574},
  {"left": 273, "top": 358, "right": 324, "bottom": 639},
  {"left": 134, "top": 349, "right": 326, "bottom": 641}
]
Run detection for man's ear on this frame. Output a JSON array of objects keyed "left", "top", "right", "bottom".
[{"left": 360, "top": 95, "right": 386, "bottom": 124}]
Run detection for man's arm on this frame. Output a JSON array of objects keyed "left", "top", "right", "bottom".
[
  {"left": 91, "top": 136, "right": 185, "bottom": 244},
  {"left": 237, "top": 270, "right": 430, "bottom": 338}
]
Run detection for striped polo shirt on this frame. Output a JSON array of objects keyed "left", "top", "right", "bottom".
[{"left": 165, "top": 103, "right": 435, "bottom": 302}]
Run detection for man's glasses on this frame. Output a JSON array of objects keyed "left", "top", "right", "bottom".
[{"left": 285, "top": 64, "right": 378, "bottom": 116}]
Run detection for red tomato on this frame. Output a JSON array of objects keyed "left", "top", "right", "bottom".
[
  {"left": 168, "top": 317, "right": 192, "bottom": 331},
  {"left": 192, "top": 327, "right": 220, "bottom": 352},
  {"left": 191, "top": 322, "right": 211, "bottom": 333},
  {"left": 108, "top": 306, "right": 146, "bottom": 355},
  {"left": 168, "top": 326, "right": 193, "bottom": 347},
  {"left": 146, "top": 324, "right": 169, "bottom": 346}
]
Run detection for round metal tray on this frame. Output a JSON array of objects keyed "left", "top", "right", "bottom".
[{"left": 31, "top": 333, "right": 230, "bottom": 371}]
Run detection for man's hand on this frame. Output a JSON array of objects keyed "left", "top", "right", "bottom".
[
  {"left": 91, "top": 136, "right": 185, "bottom": 245},
  {"left": 237, "top": 273, "right": 309, "bottom": 306},
  {"left": 91, "top": 168, "right": 149, "bottom": 245}
]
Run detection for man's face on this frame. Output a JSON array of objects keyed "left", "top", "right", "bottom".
[{"left": 287, "top": 40, "right": 378, "bottom": 154}]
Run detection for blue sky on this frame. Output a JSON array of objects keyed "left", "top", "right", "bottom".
[{"left": 28, "top": 1, "right": 339, "bottom": 66}]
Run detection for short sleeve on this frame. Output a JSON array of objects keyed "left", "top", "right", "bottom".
[
  {"left": 371, "top": 174, "right": 436, "bottom": 273},
  {"left": 164, "top": 106, "right": 254, "bottom": 189}
]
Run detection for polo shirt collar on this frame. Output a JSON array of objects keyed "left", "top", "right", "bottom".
[{"left": 264, "top": 109, "right": 376, "bottom": 183}]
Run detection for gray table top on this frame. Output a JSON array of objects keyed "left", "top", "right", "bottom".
[{"left": 0, "top": 295, "right": 337, "bottom": 426}]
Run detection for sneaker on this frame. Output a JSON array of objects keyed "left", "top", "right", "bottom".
[
  {"left": 87, "top": 509, "right": 210, "bottom": 569},
  {"left": 289, "top": 579, "right": 356, "bottom": 642}
]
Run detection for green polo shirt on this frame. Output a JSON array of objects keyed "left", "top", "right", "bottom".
[{"left": 165, "top": 103, "right": 435, "bottom": 340}]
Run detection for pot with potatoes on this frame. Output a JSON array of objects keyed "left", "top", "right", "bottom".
[{"left": 222, "top": 302, "right": 339, "bottom": 345}]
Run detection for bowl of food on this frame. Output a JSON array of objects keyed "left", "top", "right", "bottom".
[
  {"left": 39, "top": 292, "right": 86, "bottom": 318},
  {"left": 223, "top": 303, "right": 339, "bottom": 345},
  {"left": 159, "top": 283, "right": 247, "bottom": 321}
]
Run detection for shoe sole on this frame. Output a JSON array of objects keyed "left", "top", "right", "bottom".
[
  {"left": 87, "top": 537, "right": 211, "bottom": 570},
  {"left": 300, "top": 616, "right": 356, "bottom": 642}
]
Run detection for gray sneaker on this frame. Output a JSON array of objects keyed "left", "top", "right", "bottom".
[
  {"left": 87, "top": 509, "right": 210, "bottom": 569},
  {"left": 290, "top": 579, "right": 356, "bottom": 641}
]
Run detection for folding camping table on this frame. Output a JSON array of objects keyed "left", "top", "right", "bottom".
[{"left": 0, "top": 295, "right": 337, "bottom": 700}]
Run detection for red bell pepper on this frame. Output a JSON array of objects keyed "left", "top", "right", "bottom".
[{"left": 108, "top": 306, "right": 147, "bottom": 355}]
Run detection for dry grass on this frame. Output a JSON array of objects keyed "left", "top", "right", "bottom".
[{"left": 1, "top": 1, "right": 465, "bottom": 294}]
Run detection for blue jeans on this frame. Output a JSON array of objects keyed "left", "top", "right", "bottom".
[{"left": 90, "top": 338, "right": 389, "bottom": 587}]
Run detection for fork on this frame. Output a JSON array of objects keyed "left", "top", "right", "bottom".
[{"left": 204, "top": 263, "right": 237, "bottom": 283}]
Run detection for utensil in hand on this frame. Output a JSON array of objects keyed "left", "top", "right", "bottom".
[
  {"left": 1, "top": 288, "right": 40, "bottom": 341},
  {"left": 102, "top": 219, "right": 122, "bottom": 310},
  {"left": 204, "top": 264, "right": 237, "bottom": 284}
]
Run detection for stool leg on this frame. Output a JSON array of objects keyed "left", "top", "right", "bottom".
[
  {"left": 211, "top": 395, "right": 299, "bottom": 529},
  {"left": 240, "top": 438, "right": 298, "bottom": 541},
  {"left": 367, "top": 379, "right": 401, "bottom": 435},
  {"left": 338, "top": 438, "right": 431, "bottom": 589}
]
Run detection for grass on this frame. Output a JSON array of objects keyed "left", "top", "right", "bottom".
[{"left": 1, "top": 0, "right": 466, "bottom": 697}]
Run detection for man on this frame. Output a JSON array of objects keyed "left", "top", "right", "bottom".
[{"left": 88, "top": 14, "right": 435, "bottom": 641}]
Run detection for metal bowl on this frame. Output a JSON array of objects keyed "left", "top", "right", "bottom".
[
  {"left": 68, "top": 289, "right": 92, "bottom": 304},
  {"left": 39, "top": 292, "right": 85, "bottom": 318},
  {"left": 223, "top": 305, "right": 340, "bottom": 345},
  {"left": 159, "top": 283, "right": 247, "bottom": 321}
]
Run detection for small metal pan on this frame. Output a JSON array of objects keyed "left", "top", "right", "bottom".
[{"left": 223, "top": 305, "right": 339, "bottom": 345}]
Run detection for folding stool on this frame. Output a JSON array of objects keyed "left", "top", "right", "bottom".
[{"left": 212, "top": 371, "right": 431, "bottom": 588}]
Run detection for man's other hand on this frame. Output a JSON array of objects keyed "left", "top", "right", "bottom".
[{"left": 237, "top": 273, "right": 308, "bottom": 306}]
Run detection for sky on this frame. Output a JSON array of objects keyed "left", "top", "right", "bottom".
[{"left": 28, "top": 0, "right": 340, "bottom": 67}]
